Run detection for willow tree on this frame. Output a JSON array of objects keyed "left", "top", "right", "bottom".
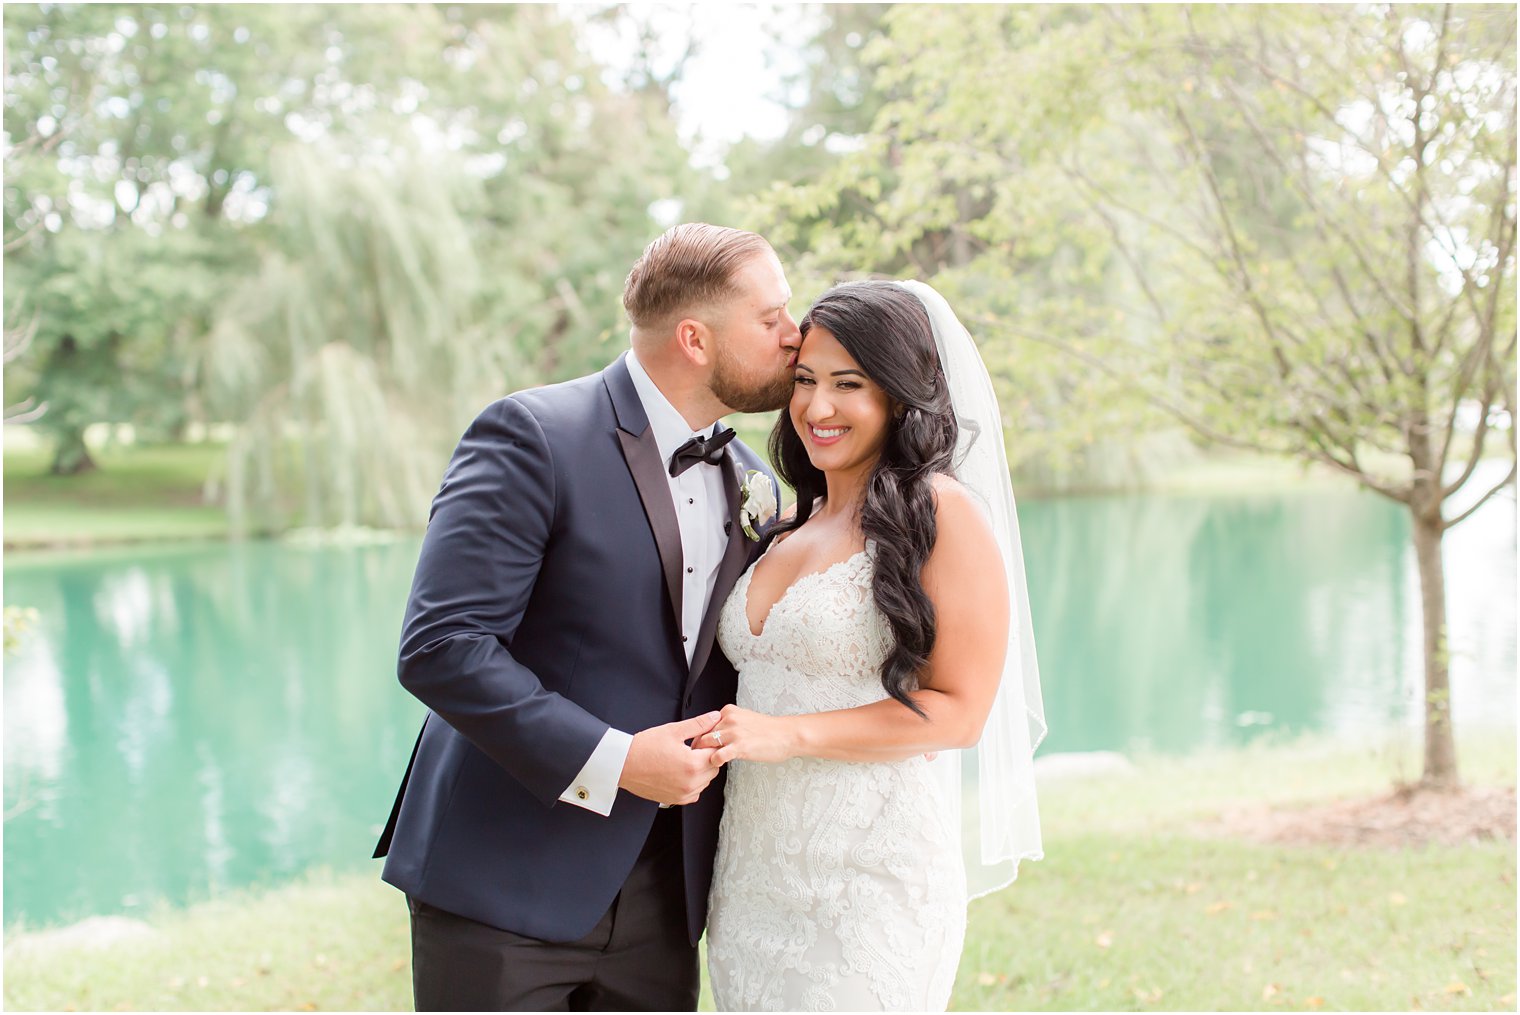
[
  {"left": 204, "top": 144, "right": 497, "bottom": 533},
  {"left": 5, "top": 5, "right": 693, "bottom": 480},
  {"left": 201, "top": 4, "right": 702, "bottom": 532},
  {"left": 790, "top": 4, "right": 1515, "bottom": 788},
  {"left": 2, "top": 5, "right": 435, "bottom": 472}
]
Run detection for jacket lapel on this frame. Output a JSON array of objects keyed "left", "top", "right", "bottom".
[
  {"left": 606, "top": 356, "right": 684, "bottom": 632},
  {"left": 686, "top": 452, "right": 751, "bottom": 691}
]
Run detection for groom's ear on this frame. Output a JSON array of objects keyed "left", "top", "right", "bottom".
[{"left": 675, "top": 316, "right": 716, "bottom": 367}]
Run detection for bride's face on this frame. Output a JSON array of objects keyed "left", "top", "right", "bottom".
[{"left": 789, "top": 327, "right": 893, "bottom": 477}]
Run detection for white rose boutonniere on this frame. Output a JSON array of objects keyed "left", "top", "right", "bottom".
[{"left": 738, "top": 469, "right": 778, "bottom": 541}]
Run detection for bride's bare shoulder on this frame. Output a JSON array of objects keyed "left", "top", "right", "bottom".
[
  {"left": 926, "top": 474, "right": 999, "bottom": 566},
  {"left": 928, "top": 472, "right": 964, "bottom": 497},
  {"left": 928, "top": 473, "right": 981, "bottom": 518}
]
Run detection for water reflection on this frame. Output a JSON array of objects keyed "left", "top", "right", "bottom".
[
  {"left": 4, "top": 541, "right": 425, "bottom": 928},
  {"left": 1021, "top": 478, "right": 1514, "bottom": 754},
  {"left": 3, "top": 478, "right": 1514, "bottom": 928},
  {"left": 4, "top": 637, "right": 67, "bottom": 808}
]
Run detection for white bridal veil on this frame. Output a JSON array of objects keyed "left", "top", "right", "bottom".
[{"left": 895, "top": 280, "right": 1047, "bottom": 900}]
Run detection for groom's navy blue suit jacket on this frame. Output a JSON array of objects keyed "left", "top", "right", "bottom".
[{"left": 374, "top": 353, "right": 771, "bottom": 945}]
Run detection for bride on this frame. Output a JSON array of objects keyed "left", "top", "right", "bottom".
[{"left": 698, "top": 280, "right": 1046, "bottom": 1012}]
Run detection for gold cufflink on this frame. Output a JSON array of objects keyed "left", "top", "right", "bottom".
[{"left": 576, "top": 787, "right": 589, "bottom": 800}]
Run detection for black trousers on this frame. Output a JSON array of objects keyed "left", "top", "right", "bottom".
[{"left": 408, "top": 808, "right": 698, "bottom": 1012}]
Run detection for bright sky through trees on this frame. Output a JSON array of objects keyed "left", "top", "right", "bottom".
[{"left": 565, "top": 2, "right": 824, "bottom": 170}]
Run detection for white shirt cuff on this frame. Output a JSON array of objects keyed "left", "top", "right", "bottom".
[{"left": 558, "top": 727, "right": 634, "bottom": 816}]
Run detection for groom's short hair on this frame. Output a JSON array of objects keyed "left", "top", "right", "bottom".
[{"left": 623, "top": 223, "right": 771, "bottom": 330}]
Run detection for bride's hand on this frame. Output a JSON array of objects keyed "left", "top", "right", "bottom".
[{"left": 696, "top": 704, "right": 797, "bottom": 767}]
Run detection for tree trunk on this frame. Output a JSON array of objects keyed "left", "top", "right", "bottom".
[
  {"left": 49, "top": 428, "right": 97, "bottom": 475},
  {"left": 1410, "top": 510, "right": 1459, "bottom": 789}
]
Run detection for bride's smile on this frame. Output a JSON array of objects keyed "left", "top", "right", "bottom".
[{"left": 790, "top": 326, "right": 892, "bottom": 478}]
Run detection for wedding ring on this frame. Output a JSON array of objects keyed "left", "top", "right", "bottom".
[{"left": 712, "top": 729, "right": 724, "bottom": 747}]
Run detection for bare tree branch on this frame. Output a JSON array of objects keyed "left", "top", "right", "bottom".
[
  {"left": 1443, "top": 459, "right": 1517, "bottom": 530},
  {"left": 1211, "top": 12, "right": 1503, "bottom": 340},
  {"left": 1195, "top": 56, "right": 1414, "bottom": 383},
  {"left": 975, "top": 310, "right": 1416, "bottom": 502},
  {"left": 2, "top": 216, "right": 49, "bottom": 254}
]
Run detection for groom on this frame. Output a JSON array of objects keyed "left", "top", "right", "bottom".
[{"left": 373, "top": 223, "right": 799, "bottom": 1010}]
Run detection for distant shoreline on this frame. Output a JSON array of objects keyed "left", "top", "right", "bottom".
[{"left": 4, "top": 439, "right": 1413, "bottom": 554}]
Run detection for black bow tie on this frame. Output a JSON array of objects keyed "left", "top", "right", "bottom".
[{"left": 669, "top": 427, "right": 736, "bottom": 476}]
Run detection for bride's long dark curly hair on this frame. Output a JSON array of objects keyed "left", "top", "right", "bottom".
[{"left": 765, "top": 281, "right": 958, "bottom": 717}]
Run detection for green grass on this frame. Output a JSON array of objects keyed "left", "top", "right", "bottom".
[
  {"left": 3, "top": 871, "right": 408, "bottom": 1012},
  {"left": 3, "top": 443, "right": 231, "bottom": 548},
  {"left": 959, "top": 833, "right": 1512, "bottom": 1011},
  {"left": 5, "top": 732, "right": 1513, "bottom": 1012}
]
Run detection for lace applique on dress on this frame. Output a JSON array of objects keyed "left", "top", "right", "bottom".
[{"left": 706, "top": 548, "right": 967, "bottom": 1012}]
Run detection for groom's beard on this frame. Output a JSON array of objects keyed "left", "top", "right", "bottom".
[{"left": 709, "top": 342, "right": 794, "bottom": 414}]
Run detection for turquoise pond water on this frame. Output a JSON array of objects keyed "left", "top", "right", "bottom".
[{"left": 5, "top": 476, "right": 1513, "bottom": 927}]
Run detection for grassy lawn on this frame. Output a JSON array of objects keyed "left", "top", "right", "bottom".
[
  {"left": 5, "top": 733, "right": 1513, "bottom": 1012},
  {"left": 3, "top": 443, "right": 231, "bottom": 549}
]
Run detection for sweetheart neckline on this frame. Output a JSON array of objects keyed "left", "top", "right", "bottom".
[{"left": 741, "top": 546, "right": 870, "bottom": 640}]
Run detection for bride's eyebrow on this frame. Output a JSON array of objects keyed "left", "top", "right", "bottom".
[{"left": 795, "top": 363, "right": 815, "bottom": 373}]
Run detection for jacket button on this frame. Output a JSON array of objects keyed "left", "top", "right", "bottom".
[{"left": 575, "top": 787, "right": 589, "bottom": 801}]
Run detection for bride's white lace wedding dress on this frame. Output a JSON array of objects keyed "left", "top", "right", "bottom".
[{"left": 705, "top": 546, "right": 967, "bottom": 1012}]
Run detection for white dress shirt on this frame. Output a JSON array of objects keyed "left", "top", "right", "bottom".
[{"left": 558, "top": 350, "right": 731, "bottom": 815}]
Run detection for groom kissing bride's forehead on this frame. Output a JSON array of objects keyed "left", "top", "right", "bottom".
[{"left": 374, "top": 223, "right": 801, "bottom": 1011}]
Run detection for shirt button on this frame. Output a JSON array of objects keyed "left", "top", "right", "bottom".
[
  {"left": 688, "top": 497, "right": 695, "bottom": 505},
  {"left": 687, "top": 566, "right": 694, "bottom": 574},
  {"left": 682, "top": 635, "right": 689, "bottom": 642}
]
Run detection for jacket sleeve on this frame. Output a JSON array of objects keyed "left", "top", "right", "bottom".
[{"left": 397, "top": 396, "right": 608, "bottom": 807}]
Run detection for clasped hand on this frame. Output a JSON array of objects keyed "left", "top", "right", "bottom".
[
  {"left": 691, "top": 704, "right": 795, "bottom": 767},
  {"left": 618, "top": 706, "right": 798, "bottom": 806},
  {"left": 617, "top": 712, "right": 725, "bottom": 806}
]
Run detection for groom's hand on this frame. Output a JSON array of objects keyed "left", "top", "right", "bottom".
[{"left": 618, "top": 712, "right": 724, "bottom": 806}]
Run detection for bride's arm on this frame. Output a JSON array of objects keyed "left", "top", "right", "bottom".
[{"left": 699, "top": 479, "right": 1010, "bottom": 765}]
